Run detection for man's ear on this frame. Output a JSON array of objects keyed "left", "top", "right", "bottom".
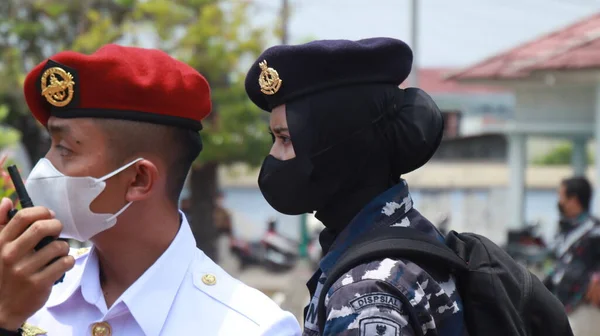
[{"left": 125, "top": 159, "right": 158, "bottom": 202}]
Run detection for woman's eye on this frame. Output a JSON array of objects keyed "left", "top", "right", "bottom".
[
  {"left": 279, "top": 136, "right": 291, "bottom": 145},
  {"left": 268, "top": 131, "right": 291, "bottom": 145}
]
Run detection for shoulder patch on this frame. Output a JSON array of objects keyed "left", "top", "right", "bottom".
[
  {"left": 359, "top": 316, "right": 402, "bottom": 336},
  {"left": 350, "top": 293, "right": 402, "bottom": 312},
  {"left": 192, "top": 252, "right": 284, "bottom": 325}
]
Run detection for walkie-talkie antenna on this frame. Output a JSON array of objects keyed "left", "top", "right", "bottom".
[
  {"left": 5, "top": 164, "right": 64, "bottom": 284},
  {"left": 7, "top": 165, "right": 33, "bottom": 208}
]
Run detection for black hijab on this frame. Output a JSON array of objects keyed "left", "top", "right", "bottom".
[{"left": 279, "top": 83, "right": 444, "bottom": 241}]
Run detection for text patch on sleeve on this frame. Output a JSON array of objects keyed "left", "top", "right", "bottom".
[
  {"left": 359, "top": 316, "right": 402, "bottom": 336},
  {"left": 350, "top": 293, "right": 401, "bottom": 311}
]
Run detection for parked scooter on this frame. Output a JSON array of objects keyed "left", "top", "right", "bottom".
[
  {"left": 229, "top": 237, "right": 264, "bottom": 270},
  {"left": 229, "top": 219, "right": 299, "bottom": 273},
  {"left": 504, "top": 221, "right": 550, "bottom": 268}
]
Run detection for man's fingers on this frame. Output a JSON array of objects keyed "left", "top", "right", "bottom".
[
  {"left": 0, "top": 207, "right": 54, "bottom": 244},
  {"left": 13, "top": 219, "right": 62, "bottom": 254},
  {"left": 15, "top": 240, "right": 70, "bottom": 276},
  {"left": 32, "top": 255, "right": 75, "bottom": 287}
]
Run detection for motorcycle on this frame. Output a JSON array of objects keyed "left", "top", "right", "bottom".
[
  {"left": 504, "top": 222, "right": 550, "bottom": 268},
  {"left": 230, "top": 220, "right": 299, "bottom": 273},
  {"left": 229, "top": 237, "right": 264, "bottom": 270}
]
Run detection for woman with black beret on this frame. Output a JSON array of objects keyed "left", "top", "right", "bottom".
[{"left": 245, "top": 37, "right": 465, "bottom": 336}]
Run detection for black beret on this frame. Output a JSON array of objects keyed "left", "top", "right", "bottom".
[{"left": 245, "top": 37, "right": 413, "bottom": 112}]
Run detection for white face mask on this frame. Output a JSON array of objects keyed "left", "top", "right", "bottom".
[{"left": 24, "top": 158, "right": 143, "bottom": 242}]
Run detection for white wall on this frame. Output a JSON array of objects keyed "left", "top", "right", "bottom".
[{"left": 514, "top": 84, "right": 596, "bottom": 123}]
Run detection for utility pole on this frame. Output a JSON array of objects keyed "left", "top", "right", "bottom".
[
  {"left": 279, "top": 0, "right": 309, "bottom": 257},
  {"left": 281, "top": 0, "right": 290, "bottom": 44},
  {"left": 408, "top": 0, "right": 419, "bottom": 87}
]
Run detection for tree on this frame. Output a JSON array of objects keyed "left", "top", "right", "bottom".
[
  {"left": 0, "top": 0, "right": 138, "bottom": 164},
  {"left": 0, "top": 105, "right": 21, "bottom": 149},
  {"left": 533, "top": 142, "right": 594, "bottom": 165},
  {"left": 135, "top": 1, "right": 273, "bottom": 260}
]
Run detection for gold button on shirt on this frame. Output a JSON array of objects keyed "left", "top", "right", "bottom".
[{"left": 91, "top": 322, "right": 112, "bottom": 336}]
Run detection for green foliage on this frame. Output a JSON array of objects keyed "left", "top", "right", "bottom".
[
  {"left": 0, "top": 105, "right": 21, "bottom": 148},
  {"left": 201, "top": 84, "right": 272, "bottom": 165},
  {"left": 0, "top": 104, "right": 23, "bottom": 206},
  {"left": 0, "top": 175, "right": 16, "bottom": 202},
  {"left": 533, "top": 142, "right": 594, "bottom": 165},
  {"left": 0, "top": 0, "right": 140, "bottom": 137},
  {"left": 134, "top": 0, "right": 274, "bottom": 165}
]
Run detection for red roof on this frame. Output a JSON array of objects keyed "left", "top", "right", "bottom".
[
  {"left": 449, "top": 13, "right": 600, "bottom": 80},
  {"left": 401, "top": 68, "right": 507, "bottom": 93}
]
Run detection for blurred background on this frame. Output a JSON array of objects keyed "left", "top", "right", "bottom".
[{"left": 2, "top": 0, "right": 600, "bottom": 325}]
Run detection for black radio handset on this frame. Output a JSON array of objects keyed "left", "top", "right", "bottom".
[{"left": 6, "top": 165, "right": 65, "bottom": 284}]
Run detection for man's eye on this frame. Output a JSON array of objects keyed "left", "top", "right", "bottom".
[{"left": 54, "top": 144, "right": 72, "bottom": 156}]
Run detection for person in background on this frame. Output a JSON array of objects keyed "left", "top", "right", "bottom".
[
  {"left": 267, "top": 217, "right": 277, "bottom": 233},
  {"left": 214, "top": 190, "right": 232, "bottom": 236},
  {"left": 543, "top": 176, "right": 600, "bottom": 336}
]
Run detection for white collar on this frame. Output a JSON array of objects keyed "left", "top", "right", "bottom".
[{"left": 47, "top": 212, "right": 198, "bottom": 336}]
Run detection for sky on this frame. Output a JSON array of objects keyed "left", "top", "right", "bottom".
[{"left": 250, "top": 0, "right": 600, "bottom": 68}]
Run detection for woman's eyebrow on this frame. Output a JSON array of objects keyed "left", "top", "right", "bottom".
[{"left": 272, "top": 125, "right": 289, "bottom": 134}]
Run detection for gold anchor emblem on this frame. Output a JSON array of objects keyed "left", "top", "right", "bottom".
[
  {"left": 258, "top": 60, "right": 282, "bottom": 95},
  {"left": 40, "top": 67, "right": 76, "bottom": 107},
  {"left": 21, "top": 323, "right": 47, "bottom": 336}
]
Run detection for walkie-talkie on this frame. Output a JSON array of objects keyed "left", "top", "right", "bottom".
[{"left": 6, "top": 165, "right": 65, "bottom": 284}]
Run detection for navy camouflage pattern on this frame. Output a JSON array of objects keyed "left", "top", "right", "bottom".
[
  {"left": 543, "top": 214, "right": 600, "bottom": 312},
  {"left": 303, "top": 181, "right": 465, "bottom": 336}
]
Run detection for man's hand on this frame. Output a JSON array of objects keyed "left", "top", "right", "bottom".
[
  {"left": 585, "top": 273, "right": 600, "bottom": 307},
  {"left": 0, "top": 203, "right": 75, "bottom": 330}
]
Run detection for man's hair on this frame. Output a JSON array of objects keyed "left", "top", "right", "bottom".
[
  {"left": 97, "top": 119, "right": 202, "bottom": 205},
  {"left": 561, "top": 176, "right": 593, "bottom": 211}
]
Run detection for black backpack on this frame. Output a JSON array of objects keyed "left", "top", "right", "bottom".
[{"left": 316, "top": 226, "right": 574, "bottom": 336}]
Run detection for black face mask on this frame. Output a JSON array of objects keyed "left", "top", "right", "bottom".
[
  {"left": 557, "top": 202, "right": 565, "bottom": 215},
  {"left": 258, "top": 155, "right": 325, "bottom": 215}
]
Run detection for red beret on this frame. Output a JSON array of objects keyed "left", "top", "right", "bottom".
[{"left": 24, "top": 44, "right": 211, "bottom": 131}]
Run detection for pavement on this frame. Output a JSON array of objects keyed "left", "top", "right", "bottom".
[{"left": 236, "top": 261, "right": 314, "bottom": 323}]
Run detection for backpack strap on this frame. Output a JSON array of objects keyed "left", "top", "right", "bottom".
[{"left": 316, "top": 227, "right": 467, "bottom": 335}]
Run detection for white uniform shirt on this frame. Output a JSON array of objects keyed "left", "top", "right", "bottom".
[{"left": 25, "top": 214, "right": 301, "bottom": 336}]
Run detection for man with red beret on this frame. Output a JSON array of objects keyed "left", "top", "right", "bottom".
[{"left": 0, "top": 44, "right": 301, "bottom": 335}]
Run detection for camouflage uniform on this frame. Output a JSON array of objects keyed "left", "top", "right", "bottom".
[
  {"left": 303, "top": 181, "right": 465, "bottom": 336},
  {"left": 544, "top": 214, "right": 600, "bottom": 311},
  {"left": 543, "top": 214, "right": 600, "bottom": 335}
]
